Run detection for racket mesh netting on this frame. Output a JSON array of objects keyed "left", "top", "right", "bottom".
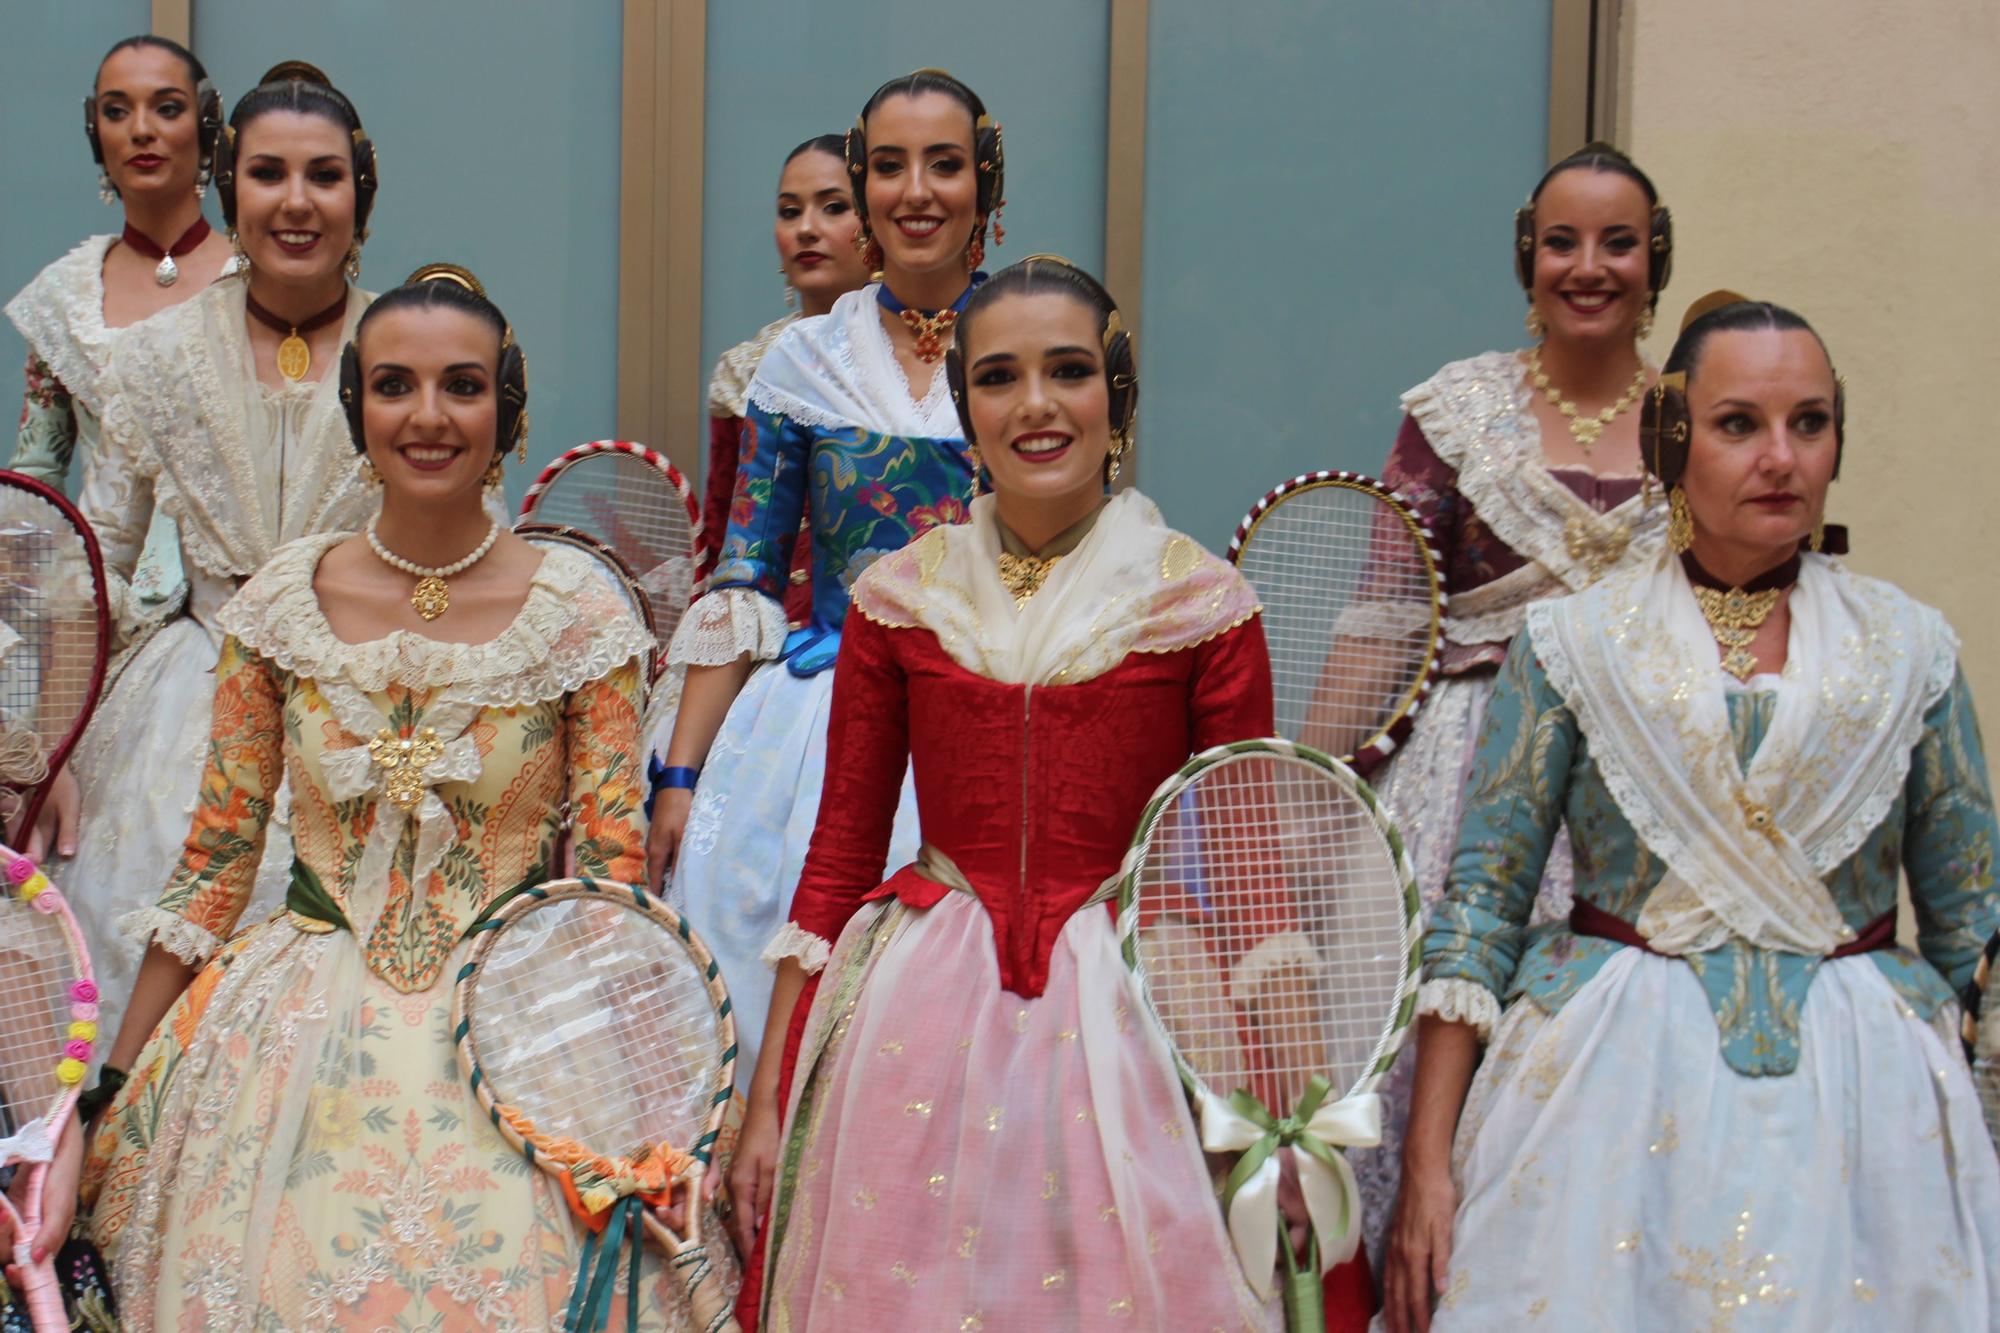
[
  {"left": 0, "top": 489, "right": 101, "bottom": 795},
  {"left": 529, "top": 455, "right": 695, "bottom": 643},
  {"left": 0, "top": 897, "right": 77, "bottom": 1140},
  {"left": 520, "top": 532, "right": 654, "bottom": 650},
  {"left": 1234, "top": 483, "right": 1434, "bottom": 756},
  {"left": 1132, "top": 754, "right": 1408, "bottom": 1110},
  {"left": 469, "top": 896, "right": 720, "bottom": 1155}
]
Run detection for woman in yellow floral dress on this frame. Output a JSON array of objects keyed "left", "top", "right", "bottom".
[{"left": 47, "top": 269, "right": 714, "bottom": 1329}]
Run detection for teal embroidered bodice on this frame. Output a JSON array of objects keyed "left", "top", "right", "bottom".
[{"left": 1423, "top": 631, "right": 2000, "bottom": 1075}]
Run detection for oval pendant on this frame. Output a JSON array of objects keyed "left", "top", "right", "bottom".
[
  {"left": 411, "top": 575, "right": 450, "bottom": 621},
  {"left": 276, "top": 333, "right": 310, "bottom": 381},
  {"left": 154, "top": 253, "right": 179, "bottom": 287}
]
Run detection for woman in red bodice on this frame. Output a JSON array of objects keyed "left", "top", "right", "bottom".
[{"left": 721, "top": 256, "right": 1350, "bottom": 1329}]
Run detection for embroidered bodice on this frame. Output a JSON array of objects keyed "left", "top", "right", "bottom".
[
  {"left": 1422, "top": 633, "right": 2000, "bottom": 1075},
  {"left": 699, "top": 313, "right": 813, "bottom": 623},
  {"left": 1387, "top": 350, "right": 1663, "bottom": 669},
  {"left": 130, "top": 534, "right": 653, "bottom": 993},
  {"left": 80, "top": 278, "right": 375, "bottom": 631},
  {"left": 672, "top": 286, "right": 974, "bottom": 677}
]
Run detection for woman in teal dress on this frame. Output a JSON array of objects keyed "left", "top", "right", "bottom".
[{"left": 1382, "top": 294, "right": 2000, "bottom": 1330}]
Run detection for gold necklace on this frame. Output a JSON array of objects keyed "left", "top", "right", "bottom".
[
  {"left": 1528, "top": 346, "right": 1648, "bottom": 451},
  {"left": 1691, "top": 584, "right": 1783, "bottom": 681},
  {"left": 997, "top": 551, "right": 1061, "bottom": 606}
]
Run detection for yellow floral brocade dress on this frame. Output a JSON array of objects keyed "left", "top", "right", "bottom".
[{"left": 79, "top": 534, "right": 716, "bottom": 1331}]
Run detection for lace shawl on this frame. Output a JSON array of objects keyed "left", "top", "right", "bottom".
[
  {"left": 746, "top": 284, "right": 961, "bottom": 438},
  {"left": 852, "top": 490, "right": 1260, "bottom": 687},
  {"left": 218, "top": 532, "right": 656, "bottom": 707},
  {"left": 5, "top": 236, "right": 120, "bottom": 412},
  {"left": 707, "top": 313, "right": 798, "bottom": 417}
]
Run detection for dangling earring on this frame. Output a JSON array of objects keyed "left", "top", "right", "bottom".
[
  {"left": 482, "top": 456, "right": 505, "bottom": 489},
  {"left": 195, "top": 160, "right": 211, "bottom": 201},
  {"left": 516, "top": 413, "right": 530, "bottom": 463},
  {"left": 1667, "top": 486, "right": 1694, "bottom": 554},
  {"left": 343, "top": 241, "right": 362, "bottom": 284},
  {"left": 1635, "top": 304, "right": 1655, "bottom": 339},
  {"left": 1524, "top": 305, "right": 1546, "bottom": 339},
  {"left": 1810, "top": 515, "right": 1826, "bottom": 554},
  {"left": 98, "top": 171, "right": 117, "bottom": 205},
  {"left": 965, "top": 216, "right": 987, "bottom": 274},
  {"left": 855, "top": 230, "right": 884, "bottom": 277},
  {"left": 1106, "top": 432, "right": 1127, "bottom": 484},
  {"left": 1641, "top": 472, "right": 1657, "bottom": 511},
  {"left": 359, "top": 457, "right": 382, "bottom": 486},
  {"left": 782, "top": 268, "right": 798, "bottom": 311},
  {"left": 229, "top": 229, "right": 250, "bottom": 271},
  {"left": 966, "top": 439, "right": 983, "bottom": 485}
]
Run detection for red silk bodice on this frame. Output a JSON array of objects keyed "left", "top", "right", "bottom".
[{"left": 788, "top": 609, "right": 1274, "bottom": 997}]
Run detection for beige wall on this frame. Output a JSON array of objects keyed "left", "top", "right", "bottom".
[{"left": 1622, "top": 0, "right": 2000, "bottom": 708}]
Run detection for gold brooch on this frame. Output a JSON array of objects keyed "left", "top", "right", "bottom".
[
  {"left": 368, "top": 726, "right": 445, "bottom": 810},
  {"left": 997, "top": 552, "right": 1061, "bottom": 606},
  {"left": 1564, "top": 516, "right": 1630, "bottom": 580},
  {"left": 1735, "top": 790, "right": 1783, "bottom": 844}
]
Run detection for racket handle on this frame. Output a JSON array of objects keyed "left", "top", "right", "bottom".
[
  {"left": 670, "top": 1242, "right": 741, "bottom": 1333},
  {"left": 1279, "top": 1231, "right": 1326, "bottom": 1333},
  {"left": 14, "top": 1227, "right": 68, "bottom": 1333}
]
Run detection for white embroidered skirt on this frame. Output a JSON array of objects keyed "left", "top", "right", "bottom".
[
  {"left": 1431, "top": 948, "right": 2000, "bottom": 1328},
  {"left": 670, "top": 658, "right": 917, "bottom": 1085}
]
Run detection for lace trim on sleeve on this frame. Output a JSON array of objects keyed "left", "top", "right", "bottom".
[
  {"left": 1416, "top": 977, "right": 1501, "bottom": 1042},
  {"left": 119, "top": 905, "right": 223, "bottom": 966},
  {"left": 760, "top": 920, "right": 832, "bottom": 974},
  {"left": 666, "top": 587, "right": 791, "bottom": 668},
  {"left": 1228, "top": 931, "right": 1321, "bottom": 1006}
]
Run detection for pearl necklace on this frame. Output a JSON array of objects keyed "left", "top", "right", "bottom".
[
  {"left": 366, "top": 516, "right": 501, "bottom": 621},
  {"left": 1528, "top": 346, "right": 1648, "bottom": 452}
]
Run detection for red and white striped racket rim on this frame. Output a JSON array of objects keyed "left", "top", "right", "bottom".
[
  {"left": 0, "top": 845, "right": 96, "bottom": 1153},
  {"left": 514, "top": 523, "right": 662, "bottom": 684},
  {"left": 1227, "top": 471, "right": 1447, "bottom": 778},
  {"left": 518, "top": 441, "right": 700, "bottom": 644},
  {"left": 0, "top": 472, "right": 111, "bottom": 838}
]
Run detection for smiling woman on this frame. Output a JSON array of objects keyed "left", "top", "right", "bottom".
[{"left": 52, "top": 61, "right": 382, "bottom": 1065}]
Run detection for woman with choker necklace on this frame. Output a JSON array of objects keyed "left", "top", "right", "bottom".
[
  {"left": 3, "top": 37, "right": 234, "bottom": 865},
  {"left": 735, "top": 256, "right": 1321, "bottom": 1331},
  {"left": 649, "top": 70, "right": 995, "bottom": 1095},
  {"left": 1355, "top": 142, "right": 1674, "bottom": 1260},
  {"left": 58, "top": 63, "right": 383, "bottom": 1051},
  {"left": 1381, "top": 295, "right": 2000, "bottom": 1330},
  {"left": 55, "top": 269, "right": 692, "bottom": 1328}
]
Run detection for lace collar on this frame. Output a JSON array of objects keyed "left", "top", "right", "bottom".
[
  {"left": 5, "top": 236, "right": 119, "bottom": 413},
  {"left": 218, "top": 532, "right": 656, "bottom": 706},
  {"left": 707, "top": 312, "right": 798, "bottom": 417},
  {"left": 745, "top": 284, "right": 961, "bottom": 438},
  {"left": 854, "top": 490, "right": 1259, "bottom": 686},
  {"left": 1403, "top": 349, "right": 1664, "bottom": 592}
]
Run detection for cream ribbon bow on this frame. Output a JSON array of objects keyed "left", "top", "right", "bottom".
[
  {"left": 318, "top": 683, "right": 484, "bottom": 912},
  {"left": 0, "top": 1118, "right": 55, "bottom": 1167},
  {"left": 1199, "top": 1078, "right": 1381, "bottom": 1300}
]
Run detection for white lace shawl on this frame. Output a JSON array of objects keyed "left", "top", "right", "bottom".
[
  {"left": 706, "top": 312, "right": 798, "bottom": 418},
  {"left": 745, "top": 283, "right": 962, "bottom": 438},
  {"left": 1527, "top": 553, "right": 1956, "bottom": 956},
  {"left": 92, "top": 277, "right": 376, "bottom": 595},
  {"left": 851, "top": 490, "right": 1260, "bottom": 688},
  {"left": 218, "top": 531, "right": 657, "bottom": 708},
  {"left": 1403, "top": 350, "right": 1665, "bottom": 643}
]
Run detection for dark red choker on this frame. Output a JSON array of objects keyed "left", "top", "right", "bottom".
[
  {"left": 120, "top": 218, "right": 211, "bottom": 288},
  {"left": 1679, "top": 550, "right": 1800, "bottom": 594}
]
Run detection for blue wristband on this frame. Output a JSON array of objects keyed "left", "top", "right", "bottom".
[{"left": 644, "top": 757, "right": 700, "bottom": 817}]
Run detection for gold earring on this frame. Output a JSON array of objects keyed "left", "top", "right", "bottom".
[
  {"left": 966, "top": 439, "right": 983, "bottom": 477},
  {"left": 343, "top": 241, "right": 362, "bottom": 284},
  {"left": 1106, "top": 431, "right": 1130, "bottom": 484},
  {"left": 359, "top": 456, "right": 382, "bottom": 486},
  {"left": 483, "top": 456, "right": 505, "bottom": 488},
  {"left": 1668, "top": 486, "right": 1694, "bottom": 553},
  {"left": 1635, "top": 304, "right": 1655, "bottom": 339},
  {"left": 1810, "top": 516, "right": 1826, "bottom": 553},
  {"left": 1524, "top": 306, "right": 1546, "bottom": 339},
  {"left": 229, "top": 229, "right": 249, "bottom": 271},
  {"left": 516, "top": 414, "right": 529, "bottom": 464}
]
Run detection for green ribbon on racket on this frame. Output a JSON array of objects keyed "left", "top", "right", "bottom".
[
  {"left": 563, "top": 1194, "right": 645, "bottom": 1333},
  {"left": 1203, "top": 1075, "right": 1382, "bottom": 1302}
]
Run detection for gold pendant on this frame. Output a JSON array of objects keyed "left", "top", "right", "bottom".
[
  {"left": 1692, "top": 584, "right": 1782, "bottom": 681},
  {"left": 411, "top": 575, "right": 451, "bottom": 621},
  {"left": 276, "top": 332, "right": 311, "bottom": 381},
  {"left": 997, "top": 552, "right": 1060, "bottom": 606},
  {"left": 900, "top": 308, "right": 958, "bottom": 364},
  {"left": 368, "top": 727, "right": 445, "bottom": 810}
]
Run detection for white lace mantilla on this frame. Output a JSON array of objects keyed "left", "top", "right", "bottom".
[
  {"left": 95, "top": 277, "right": 376, "bottom": 585},
  {"left": 1403, "top": 350, "right": 1664, "bottom": 627},
  {"left": 5, "top": 235, "right": 119, "bottom": 411},
  {"left": 746, "top": 284, "right": 962, "bottom": 438},
  {"left": 707, "top": 313, "right": 798, "bottom": 418},
  {"left": 218, "top": 532, "right": 656, "bottom": 707},
  {"left": 1527, "top": 553, "right": 1957, "bottom": 956},
  {"left": 853, "top": 490, "right": 1260, "bottom": 688}
]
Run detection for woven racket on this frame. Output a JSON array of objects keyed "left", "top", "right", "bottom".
[
  {"left": 515, "top": 523, "right": 662, "bottom": 686},
  {"left": 454, "top": 877, "right": 737, "bottom": 1332},
  {"left": 1117, "top": 738, "right": 1420, "bottom": 1327},
  {"left": 1228, "top": 472, "right": 1445, "bottom": 778}
]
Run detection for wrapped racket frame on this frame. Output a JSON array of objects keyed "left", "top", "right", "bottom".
[
  {"left": 452, "top": 876, "right": 739, "bottom": 1329},
  {"left": 514, "top": 522, "right": 663, "bottom": 685},
  {"left": 0, "top": 846, "right": 98, "bottom": 1332},
  {"left": 1227, "top": 470, "right": 1447, "bottom": 776},
  {"left": 0, "top": 472, "right": 111, "bottom": 838}
]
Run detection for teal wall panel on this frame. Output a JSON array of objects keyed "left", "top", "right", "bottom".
[
  {"left": 1139, "top": 3, "right": 1550, "bottom": 550},
  {"left": 0, "top": 4, "right": 153, "bottom": 416},
  {"left": 699, "top": 0, "right": 1110, "bottom": 476}
]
